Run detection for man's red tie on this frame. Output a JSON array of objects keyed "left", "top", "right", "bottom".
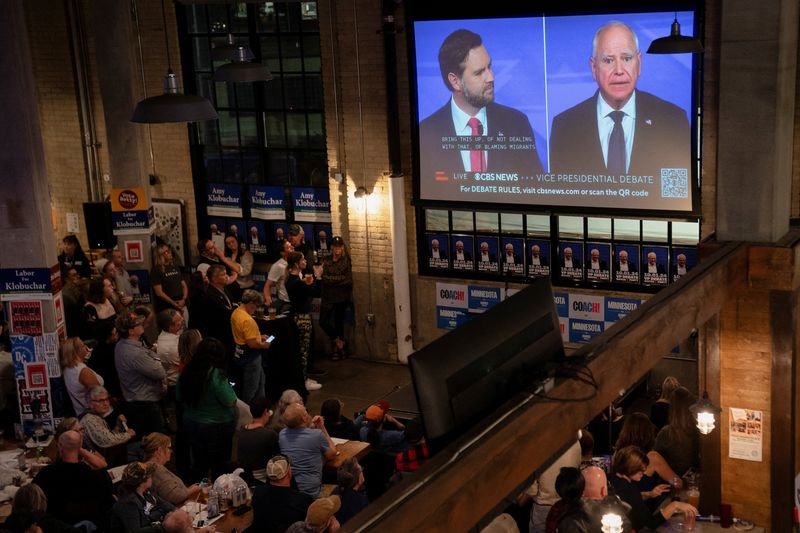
[{"left": 467, "top": 117, "right": 485, "bottom": 172}]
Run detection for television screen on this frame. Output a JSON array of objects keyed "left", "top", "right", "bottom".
[
  {"left": 413, "top": 10, "right": 697, "bottom": 213},
  {"left": 409, "top": 277, "right": 564, "bottom": 449}
]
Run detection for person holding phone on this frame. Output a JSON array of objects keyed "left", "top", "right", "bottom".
[{"left": 231, "top": 289, "right": 272, "bottom": 403}]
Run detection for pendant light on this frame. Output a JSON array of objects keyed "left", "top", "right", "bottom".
[
  {"left": 214, "top": 45, "right": 273, "bottom": 83},
  {"left": 131, "top": 0, "right": 218, "bottom": 123},
  {"left": 691, "top": 336, "right": 721, "bottom": 434},
  {"left": 647, "top": 13, "right": 704, "bottom": 54},
  {"left": 211, "top": 33, "right": 254, "bottom": 61}
]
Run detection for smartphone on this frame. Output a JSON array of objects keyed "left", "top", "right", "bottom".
[
  {"left": 266, "top": 335, "right": 275, "bottom": 343},
  {"left": 233, "top": 505, "right": 252, "bottom": 516}
]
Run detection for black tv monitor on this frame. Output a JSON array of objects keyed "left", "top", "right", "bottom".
[
  {"left": 410, "top": 6, "right": 700, "bottom": 215},
  {"left": 409, "top": 277, "right": 564, "bottom": 450}
]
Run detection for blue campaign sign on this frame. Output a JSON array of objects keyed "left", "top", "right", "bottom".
[
  {"left": 605, "top": 297, "right": 642, "bottom": 322},
  {"left": 111, "top": 207, "right": 153, "bottom": 235},
  {"left": 467, "top": 285, "right": 503, "bottom": 313},
  {"left": 249, "top": 186, "right": 285, "bottom": 220},
  {"left": 568, "top": 318, "right": 605, "bottom": 343},
  {"left": 206, "top": 183, "right": 243, "bottom": 217},
  {"left": 437, "top": 306, "right": 471, "bottom": 330},
  {"left": 293, "top": 188, "right": 332, "bottom": 223},
  {"left": 0, "top": 268, "right": 51, "bottom": 298},
  {"left": 553, "top": 291, "right": 569, "bottom": 317},
  {"left": 10, "top": 335, "right": 37, "bottom": 379}
]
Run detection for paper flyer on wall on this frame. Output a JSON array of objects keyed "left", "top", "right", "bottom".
[{"left": 728, "top": 407, "right": 762, "bottom": 462}]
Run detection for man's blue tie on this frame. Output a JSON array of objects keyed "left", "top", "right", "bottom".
[{"left": 607, "top": 110, "right": 626, "bottom": 176}]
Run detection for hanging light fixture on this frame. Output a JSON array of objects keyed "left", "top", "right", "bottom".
[
  {"left": 131, "top": 0, "right": 218, "bottom": 123},
  {"left": 211, "top": 33, "right": 255, "bottom": 61},
  {"left": 691, "top": 332, "right": 721, "bottom": 434},
  {"left": 599, "top": 492, "right": 629, "bottom": 533},
  {"left": 647, "top": 13, "right": 704, "bottom": 54},
  {"left": 214, "top": 45, "right": 273, "bottom": 83}
]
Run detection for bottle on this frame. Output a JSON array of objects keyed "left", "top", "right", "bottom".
[
  {"left": 218, "top": 489, "right": 229, "bottom": 512},
  {"left": 206, "top": 489, "right": 219, "bottom": 518}
]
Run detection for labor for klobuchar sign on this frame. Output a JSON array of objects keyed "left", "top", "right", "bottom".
[{"left": 728, "top": 407, "right": 762, "bottom": 462}]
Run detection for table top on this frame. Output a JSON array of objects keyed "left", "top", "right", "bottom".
[
  {"left": 208, "top": 505, "right": 253, "bottom": 533},
  {"left": 658, "top": 516, "right": 765, "bottom": 532},
  {"left": 325, "top": 440, "right": 371, "bottom": 471}
]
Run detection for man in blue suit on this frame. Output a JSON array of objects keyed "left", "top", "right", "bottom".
[
  {"left": 549, "top": 21, "right": 690, "bottom": 179},
  {"left": 419, "top": 29, "right": 544, "bottom": 193}
]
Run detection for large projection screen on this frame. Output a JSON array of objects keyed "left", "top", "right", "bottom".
[{"left": 414, "top": 11, "right": 697, "bottom": 212}]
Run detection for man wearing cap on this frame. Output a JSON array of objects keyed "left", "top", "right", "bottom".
[
  {"left": 112, "top": 462, "right": 175, "bottom": 533},
  {"left": 231, "top": 289, "right": 271, "bottom": 402},
  {"left": 279, "top": 403, "right": 338, "bottom": 498},
  {"left": 251, "top": 455, "right": 315, "bottom": 533},
  {"left": 33, "top": 430, "right": 115, "bottom": 529},
  {"left": 286, "top": 495, "right": 342, "bottom": 533},
  {"left": 114, "top": 313, "right": 167, "bottom": 436}
]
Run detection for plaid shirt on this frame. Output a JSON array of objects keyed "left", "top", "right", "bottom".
[{"left": 395, "top": 442, "right": 429, "bottom": 472}]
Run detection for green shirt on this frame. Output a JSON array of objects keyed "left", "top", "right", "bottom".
[{"left": 178, "top": 368, "right": 236, "bottom": 424}]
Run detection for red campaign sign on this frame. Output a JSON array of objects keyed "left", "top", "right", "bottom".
[
  {"left": 50, "top": 264, "right": 62, "bottom": 294},
  {"left": 125, "top": 240, "right": 143, "bottom": 263},
  {"left": 25, "top": 362, "right": 47, "bottom": 390},
  {"left": 9, "top": 301, "right": 43, "bottom": 336},
  {"left": 17, "top": 378, "right": 51, "bottom": 417}
]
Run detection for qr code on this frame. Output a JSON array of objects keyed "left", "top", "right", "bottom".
[{"left": 660, "top": 168, "right": 688, "bottom": 198}]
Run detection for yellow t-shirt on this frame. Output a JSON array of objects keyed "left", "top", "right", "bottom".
[{"left": 231, "top": 306, "right": 260, "bottom": 345}]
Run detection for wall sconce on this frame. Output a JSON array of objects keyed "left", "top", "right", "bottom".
[{"left": 691, "top": 391, "right": 721, "bottom": 435}]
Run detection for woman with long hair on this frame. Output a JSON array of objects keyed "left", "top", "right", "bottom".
[
  {"left": 82, "top": 278, "right": 117, "bottom": 340},
  {"left": 650, "top": 376, "right": 680, "bottom": 430},
  {"left": 285, "top": 251, "right": 323, "bottom": 391},
  {"left": 320, "top": 236, "right": 353, "bottom": 361},
  {"left": 151, "top": 243, "right": 188, "bottom": 313},
  {"left": 610, "top": 446, "right": 696, "bottom": 531},
  {"left": 142, "top": 432, "right": 201, "bottom": 505},
  {"left": 59, "top": 337, "right": 103, "bottom": 417},
  {"left": 654, "top": 386, "right": 699, "bottom": 477},
  {"left": 176, "top": 338, "right": 236, "bottom": 481},
  {"left": 614, "top": 412, "right": 679, "bottom": 503}
]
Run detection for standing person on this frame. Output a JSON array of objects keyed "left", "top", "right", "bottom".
[
  {"left": 114, "top": 314, "right": 167, "bottom": 437},
  {"left": 236, "top": 396, "right": 279, "bottom": 484},
  {"left": 196, "top": 265, "right": 235, "bottom": 360},
  {"left": 288, "top": 224, "right": 314, "bottom": 275},
  {"left": 102, "top": 261, "right": 132, "bottom": 312},
  {"left": 263, "top": 239, "right": 293, "bottom": 313},
  {"left": 650, "top": 376, "right": 680, "bottom": 430},
  {"left": 59, "top": 337, "right": 103, "bottom": 416},
  {"left": 110, "top": 249, "right": 134, "bottom": 298},
  {"left": 654, "top": 386, "right": 699, "bottom": 477},
  {"left": 223, "top": 235, "right": 245, "bottom": 303},
  {"left": 156, "top": 309, "right": 183, "bottom": 392},
  {"left": 527, "top": 433, "right": 582, "bottom": 533},
  {"left": 230, "top": 238, "right": 255, "bottom": 294},
  {"left": 231, "top": 289, "right": 272, "bottom": 402},
  {"left": 195, "top": 239, "right": 240, "bottom": 285},
  {"left": 285, "top": 252, "right": 324, "bottom": 392},
  {"left": 320, "top": 237, "right": 353, "bottom": 361},
  {"left": 85, "top": 322, "right": 122, "bottom": 399},
  {"left": 176, "top": 338, "right": 237, "bottom": 481},
  {"left": 82, "top": 278, "right": 117, "bottom": 341},
  {"left": 151, "top": 244, "right": 188, "bottom": 313},
  {"left": 58, "top": 235, "right": 92, "bottom": 279},
  {"left": 186, "top": 271, "right": 207, "bottom": 330}
]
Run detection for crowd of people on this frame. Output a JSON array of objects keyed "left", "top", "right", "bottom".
[
  {"left": 517, "top": 376, "right": 701, "bottom": 533},
  {"left": 7, "top": 228, "right": 433, "bottom": 532}
]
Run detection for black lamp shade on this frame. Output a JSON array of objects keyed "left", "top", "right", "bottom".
[
  {"left": 131, "top": 93, "right": 218, "bottom": 123},
  {"left": 647, "top": 19, "right": 704, "bottom": 54}
]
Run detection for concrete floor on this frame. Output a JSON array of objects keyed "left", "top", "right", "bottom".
[{"left": 304, "top": 356, "right": 412, "bottom": 418}]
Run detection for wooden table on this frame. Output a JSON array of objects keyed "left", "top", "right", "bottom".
[
  {"left": 325, "top": 440, "right": 371, "bottom": 472},
  {"left": 208, "top": 505, "right": 253, "bottom": 532},
  {"left": 658, "top": 516, "right": 765, "bottom": 532}
]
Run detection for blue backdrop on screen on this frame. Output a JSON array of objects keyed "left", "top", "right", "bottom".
[{"left": 414, "top": 11, "right": 695, "bottom": 211}]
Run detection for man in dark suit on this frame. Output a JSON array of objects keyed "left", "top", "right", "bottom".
[
  {"left": 419, "top": 29, "right": 544, "bottom": 189},
  {"left": 560, "top": 247, "right": 581, "bottom": 269},
  {"left": 429, "top": 239, "right": 447, "bottom": 261},
  {"left": 453, "top": 240, "right": 472, "bottom": 262},
  {"left": 503, "top": 243, "right": 521, "bottom": 265},
  {"left": 644, "top": 251, "right": 666, "bottom": 275},
  {"left": 615, "top": 250, "right": 637, "bottom": 273},
  {"left": 198, "top": 264, "right": 235, "bottom": 358},
  {"left": 549, "top": 22, "right": 690, "bottom": 178},
  {"left": 529, "top": 244, "right": 549, "bottom": 267},
  {"left": 478, "top": 241, "right": 496, "bottom": 263},
  {"left": 588, "top": 248, "right": 609, "bottom": 271}
]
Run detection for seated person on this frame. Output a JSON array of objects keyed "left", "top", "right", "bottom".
[
  {"left": 395, "top": 419, "right": 429, "bottom": 474},
  {"left": 251, "top": 455, "right": 314, "bottom": 533},
  {"left": 358, "top": 404, "right": 407, "bottom": 454},
  {"left": 320, "top": 398, "right": 358, "bottom": 440},
  {"left": 556, "top": 466, "right": 634, "bottom": 533},
  {"left": 6, "top": 483, "right": 80, "bottom": 533},
  {"left": 142, "top": 433, "right": 201, "bottom": 506},
  {"left": 80, "top": 386, "right": 135, "bottom": 466},
  {"left": 545, "top": 467, "right": 584, "bottom": 533},
  {"left": 45, "top": 417, "right": 107, "bottom": 470},
  {"left": 285, "top": 496, "right": 341, "bottom": 533},
  {"left": 112, "top": 462, "right": 175, "bottom": 533},
  {"left": 278, "top": 403, "right": 337, "bottom": 498},
  {"left": 236, "top": 395, "right": 279, "bottom": 484},
  {"left": 332, "top": 458, "right": 369, "bottom": 526},
  {"left": 33, "top": 430, "right": 115, "bottom": 529},
  {"left": 610, "top": 446, "right": 695, "bottom": 532}
]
